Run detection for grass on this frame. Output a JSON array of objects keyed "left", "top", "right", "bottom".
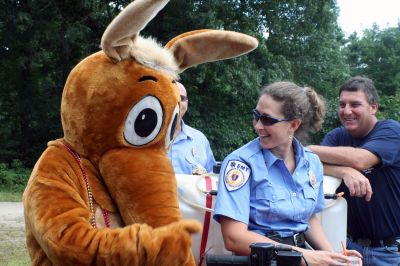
[
  {"left": 0, "top": 224, "right": 30, "bottom": 266},
  {"left": 0, "top": 190, "right": 23, "bottom": 202}
]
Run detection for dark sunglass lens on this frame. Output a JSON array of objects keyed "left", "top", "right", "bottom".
[
  {"left": 260, "top": 116, "right": 277, "bottom": 126},
  {"left": 252, "top": 109, "right": 282, "bottom": 126},
  {"left": 180, "top": 95, "right": 188, "bottom": 101}
]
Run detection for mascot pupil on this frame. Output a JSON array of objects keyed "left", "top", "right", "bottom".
[{"left": 23, "top": 0, "right": 258, "bottom": 265}]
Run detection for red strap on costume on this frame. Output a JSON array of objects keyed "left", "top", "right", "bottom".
[{"left": 199, "top": 175, "right": 213, "bottom": 266}]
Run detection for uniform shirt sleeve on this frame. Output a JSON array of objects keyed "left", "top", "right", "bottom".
[
  {"left": 312, "top": 155, "right": 325, "bottom": 214},
  {"left": 361, "top": 121, "right": 400, "bottom": 167},
  {"left": 213, "top": 156, "right": 251, "bottom": 225},
  {"left": 204, "top": 138, "right": 216, "bottom": 173}
]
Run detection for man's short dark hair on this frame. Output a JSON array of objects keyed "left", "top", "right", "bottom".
[{"left": 339, "top": 76, "right": 379, "bottom": 104}]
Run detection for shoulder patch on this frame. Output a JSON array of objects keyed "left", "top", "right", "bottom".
[{"left": 224, "top": 160, "right": 251, "bottom": 191}]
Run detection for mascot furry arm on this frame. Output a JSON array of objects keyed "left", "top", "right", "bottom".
[{"left": 23, "top": 0, "right": 258, "bottom": 265}]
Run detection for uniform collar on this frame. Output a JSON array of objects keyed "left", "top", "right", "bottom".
[
  {"left": 176, "top": 120, "right": 192, "bottom": 141},
  {"left": 261, "top": 138, "right": 308, "bottom": 169}
]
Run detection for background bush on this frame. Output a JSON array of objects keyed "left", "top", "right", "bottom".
[{"left": 0, "top": 160, "right": 31, "bottom": 192}]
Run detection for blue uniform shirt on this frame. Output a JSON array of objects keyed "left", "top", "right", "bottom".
[
  {"left": 214, "top": 138, "right": 325, "bottom": 238},
  {"left": 168, "top": 120, "right": 216, "bottom": 175}
]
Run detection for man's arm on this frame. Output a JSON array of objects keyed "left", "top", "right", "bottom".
[
  {"left": 323, "top": 163, "right": 372, "bottom": 201},
  {"left": 308, "top": 145, "right": 380, "bottom": 171}
]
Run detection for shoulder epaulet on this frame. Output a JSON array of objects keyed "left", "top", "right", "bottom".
[
  {"left": 304, "top": 147, "right": 316, "bottom": 154},
  {"left": 304, "top": 148, "right": 318, "bottom": 156}
]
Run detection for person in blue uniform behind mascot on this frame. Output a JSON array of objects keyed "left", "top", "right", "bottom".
[
  {"left": 214, "top": 81, "right": 362, "bottom": 266},
  {"left": 168, "top": 82, "right": 216, "bottom": 175}
]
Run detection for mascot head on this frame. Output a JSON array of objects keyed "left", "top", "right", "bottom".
[{"left": 60, "top": 0, "right": 258, "bottom": 227}]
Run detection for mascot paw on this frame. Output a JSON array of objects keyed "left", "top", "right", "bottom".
[{"left": 143, "top": 219, "right": 201, "bottom": 266}]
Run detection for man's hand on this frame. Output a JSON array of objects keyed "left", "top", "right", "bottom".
[{"left": 341, "top": 167, "right": 373, "bottom": 201}]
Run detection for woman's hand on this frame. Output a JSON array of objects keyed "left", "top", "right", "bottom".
[{"left": 301, "top": 249, "right": 362, "bottom": 266}]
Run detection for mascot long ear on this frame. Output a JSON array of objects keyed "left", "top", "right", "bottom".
[
  {"left": 101, "top": 0, "right": 169, "bottom": 61},
  {"left": 165, "top": 29, "right": 258, "bottom": 72},
  {"left": 101, "top": 0, "right": 258, "bottom": 66}
]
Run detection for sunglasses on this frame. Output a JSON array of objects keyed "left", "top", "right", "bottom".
[
  {"left": 180, "top": 95, "right": 188, "bottom": 102},
  {"left": 252, "top": 109, "right": 291, "bottom": 126}
]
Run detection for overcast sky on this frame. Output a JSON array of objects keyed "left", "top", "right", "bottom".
[{"left": 336, "top": 0, "right": 400, "bottom": 36}]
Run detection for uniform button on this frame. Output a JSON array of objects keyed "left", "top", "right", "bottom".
[
  {"left": 292, "top": 192, "right": 297, "bottom": 197},
  {"left": 295, "top": 172, "right": 299, "bottom": 175}
]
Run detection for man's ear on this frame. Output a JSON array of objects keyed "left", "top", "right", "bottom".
[{"left": 371, "top": 102, "right": 379, "bottom": 115}]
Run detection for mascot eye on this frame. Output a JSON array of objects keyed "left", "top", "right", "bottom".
[
  {"left": 165, "top": 104, "right": 179, "bottom": 149},
  {"left": 124, "top": 96, "right": 163, "bottom": 146}
]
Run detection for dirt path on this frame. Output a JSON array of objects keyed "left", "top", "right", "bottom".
[
  {"left": 0, "top": 202, "right": 30, "bottom": 265},
  {"left": 0, "top": 202, "right": 24, "bottom": 227}
]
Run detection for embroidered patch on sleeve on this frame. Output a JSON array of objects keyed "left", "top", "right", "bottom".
[{"left": 224, "top": 160, "right": 251, "bottom": 191}]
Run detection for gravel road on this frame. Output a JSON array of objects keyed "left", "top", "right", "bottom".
[
  {"left": 0, "top": 202, "right": 24, "bottom": 228},
  {"left": 0, "top": 202, "right": 29, "bottom": 265}
]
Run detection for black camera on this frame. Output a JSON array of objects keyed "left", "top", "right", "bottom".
[{"left": 206, "top": 243, "right": 302, "bottom": 266}]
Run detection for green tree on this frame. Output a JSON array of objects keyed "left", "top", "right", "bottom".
[
  {"left": 344, "top": 25, "right": 400, "bottom": 96},
  {"left": 343, "top": 25, "right": 400, "bottom": 122},
  {"left": 255, "top": 0, "right": 348, "bottom": 98},
  {"left": 0, "top": 1, "right": 119, "bottom": 165}
]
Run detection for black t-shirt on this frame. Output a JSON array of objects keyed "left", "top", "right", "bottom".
[{"left": 321, "top": 120, "right": 400, "bottom": 239}]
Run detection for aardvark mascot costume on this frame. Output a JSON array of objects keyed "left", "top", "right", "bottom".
[{"left": 22, "top": 0, "right": 258, "bottom": 265}]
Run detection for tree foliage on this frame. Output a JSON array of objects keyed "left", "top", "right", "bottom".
[
  {"left": 0, "top": 1, "right": 119, "bottom": 165},
  {"left": 343, "top": 24, "right": 400, "bottom": 122}
]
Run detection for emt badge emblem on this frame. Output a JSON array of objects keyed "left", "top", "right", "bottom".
[
  {"left": 309, "top": 170, "right": 317, "bottom": 188},
  {"left": 224, "top": 160, "right": 251, "bottom": 191}
]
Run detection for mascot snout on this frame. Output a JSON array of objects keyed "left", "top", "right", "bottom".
[{"left": 99, "top": 147, "right": 182, "bottom": 227}]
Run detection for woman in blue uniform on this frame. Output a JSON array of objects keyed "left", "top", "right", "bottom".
[{"left": 214, "top": 81, "right": 362, "bottom": 265}]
